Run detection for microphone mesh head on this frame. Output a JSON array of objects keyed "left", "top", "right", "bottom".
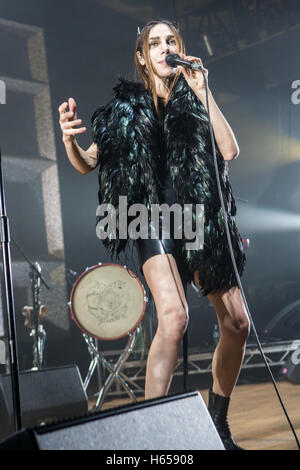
[{"left": 165, "top": 53, "right": 179, "bottom": 67}]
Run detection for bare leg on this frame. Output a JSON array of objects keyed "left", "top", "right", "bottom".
[
  {"left": 193, "top": 272, "right": 249, "bottom": 450},
  {"left": 209, "top": 286, "right": 250, "bottom": 396},
  {"left": 143, "top": 253, "right": 189, "bottom": 399},
  {"left": 194, "top": 272, "right": 250, "bottom": 397}
]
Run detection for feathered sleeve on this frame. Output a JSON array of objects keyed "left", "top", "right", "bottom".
[
  {"left": 90, "top": 80, "right": 161, "bottom": 259},
  {"left": 91, "top": 105, "right": 107, "bottom": 166}
]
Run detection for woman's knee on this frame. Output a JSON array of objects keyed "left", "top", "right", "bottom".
[
  {"left": 157, "top": 304, "right": 189, "bottom": 342},
  {"left": 221, "top": 312, "right": 250, "bottom": 344}
]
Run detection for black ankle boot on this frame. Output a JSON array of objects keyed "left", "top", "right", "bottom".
[{"left": 208, "top": 388, "right": 244, "bottom": 450}]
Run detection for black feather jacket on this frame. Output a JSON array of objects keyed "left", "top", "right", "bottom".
[{"left": 91, "top": 73, "right": 245, "bottom": 295}]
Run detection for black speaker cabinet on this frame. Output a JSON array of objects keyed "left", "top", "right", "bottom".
[
  {"left": 0, "top": 391, "right": 224, "bottom": 450},
  {"left": 0, "top": 364, "right": 88, "bottom": 440}
]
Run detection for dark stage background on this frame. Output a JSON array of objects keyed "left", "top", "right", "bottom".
[{"left": 0, "top": 0, "right": 300, "bottom": 434}]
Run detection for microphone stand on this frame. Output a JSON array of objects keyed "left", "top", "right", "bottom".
[{"left": 0, "top": 145, "right": 22, "bottom": 431}]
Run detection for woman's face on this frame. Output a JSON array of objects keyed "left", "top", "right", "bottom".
[{"left": 146, "top": 23, "right": 179, "bottom": 78}]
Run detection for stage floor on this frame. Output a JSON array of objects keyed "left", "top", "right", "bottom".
[
  {"left": 92, "top": 380, "right": 300, "bottom": 451},
  {"left": 223, "top": 381, "right": 300, "bottom": 450}
]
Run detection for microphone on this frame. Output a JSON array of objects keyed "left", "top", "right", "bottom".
[{"left": 165, "top": 53, "right": 203, "bottom": 71}]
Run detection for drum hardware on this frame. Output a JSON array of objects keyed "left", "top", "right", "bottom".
[
  {"left": 22, "top": 304, "right": 48, "bottom": 370},
  {"left": 84, "top": 334, "right": 102, "bottom": 391},
  {"left": 11, "top": 239, "right": 50, "bottom": 370},
  {"left": 69, "top": 263, "right": 147, "bottom": 410},
  {"left": 20, "top": 261, "right": 49, "bottom": 370},
  {"left": 82, "top": 329, "right": 141, "bottom": 411}
]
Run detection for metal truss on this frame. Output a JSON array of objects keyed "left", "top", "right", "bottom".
[
  {"left": 95, "top": 339, "right": 300, "bottom": 400},
  {"left": 177, "top": 0, "right": 300, "bottom": 63},
  {"left": 182, "top": 339, "right": 300, "bottom": 376}
]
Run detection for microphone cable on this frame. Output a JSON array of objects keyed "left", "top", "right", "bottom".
[
  {"left": 128, "top": 61, "right": 299, "bottom": 449},
  {"left": 197, "top": 65, "right": 299, "bottom": 450},
  {"left": 144, "top": 63, "right": 299, "bottom": 450}
]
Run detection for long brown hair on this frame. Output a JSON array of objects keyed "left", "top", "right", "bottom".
[{"left": 134, "top": 19, "right": 186, "bottom": 119}]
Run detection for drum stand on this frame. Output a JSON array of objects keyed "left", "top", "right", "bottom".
[{"left": 83, "top": 326, "right": 141, "bottom": 412}]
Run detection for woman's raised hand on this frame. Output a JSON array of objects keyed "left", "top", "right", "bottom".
[
  {"left": 58, "top": 98, "right": 87, "bottom": 143},
  {"left": 177, "top": 53, "right": 208, "bottom": 96}
]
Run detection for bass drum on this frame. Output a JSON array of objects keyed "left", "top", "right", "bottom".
[{"left": 69, "top": 263, "right": 147, "bottom": 341}]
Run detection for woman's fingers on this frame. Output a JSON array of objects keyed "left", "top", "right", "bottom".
[
  {"left": 68, "top": 97, "right": 77, "bottom": 119},
  {"left": 59, "top": 110, "right": 75, "bottom": 123},
  {"left": 58, "top": 99, "right": 86, "bottom": 139},
  {"left": 68, "top": 97, "right": 76, "bottom": 113},
  {"left": 61, "top": 118, "right": 82, "bottom": 128},
  {"left": 186, "top": 56, "right": 202, "bottom": 63},
  {"left": 58, "top": 102, "right": 68, "bottom": 115},
  {"left": 63, "top": 127, "right": 86, "bottom": 135},
  {"left": 61, "top": 118, "right": 87, "bottom": 134},
  {"left": 58, "top": 98, "right": 77, "bottom": 121},
  {"left": 179, "top": 52, "right": 203, "bottom": 66},
  {"left": 179, "top": 52, "right": 201, "bottom": 60}
]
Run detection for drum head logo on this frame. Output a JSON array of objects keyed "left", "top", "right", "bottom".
[{"left": 86, "top": 280, "right": 130, "bottom": 324}]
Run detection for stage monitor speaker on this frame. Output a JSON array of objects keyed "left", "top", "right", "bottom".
[
  {"left": 0, "top": 391, "right": 224, "bottom": 450},
  {"left": 280, "top": 348, "right": 300, "bottom": 384},
  {"left": 0, "top": 364, "right": 88, "bottom": 440}
]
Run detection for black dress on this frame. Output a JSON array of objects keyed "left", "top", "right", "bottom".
[
  {"left": 135, "top": 98, "right": 190, "bottom": 291},
  {"left": 92, "top": 76, "right": 246, "bottom": 297}
]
